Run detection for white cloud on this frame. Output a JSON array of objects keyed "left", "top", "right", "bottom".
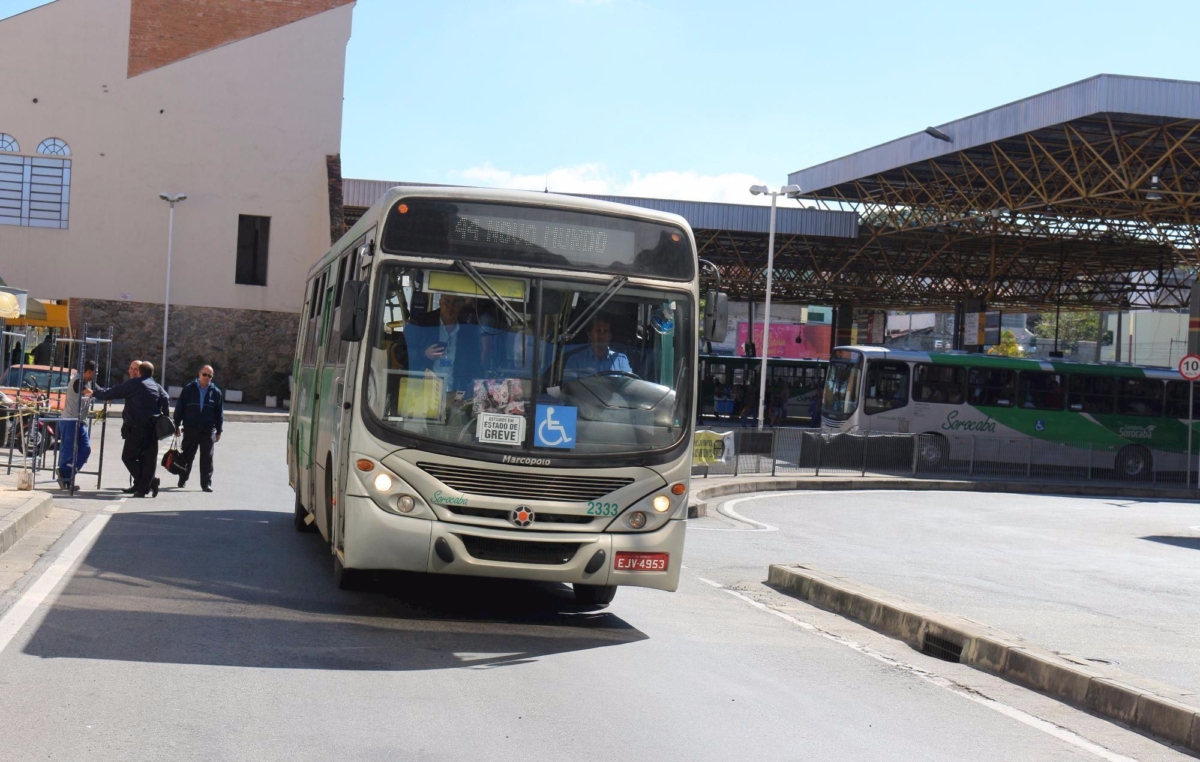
[{"left": 451, "top": 163, "right": 781, "bottom": 205}]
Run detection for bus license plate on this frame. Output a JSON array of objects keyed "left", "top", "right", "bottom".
[{"left": 615, "top": 552, "right": 669, "bottom": 572}]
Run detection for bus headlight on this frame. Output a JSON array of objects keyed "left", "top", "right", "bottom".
[
  {"left": 652, "top": 495, "right": 671, "bottom": 513},
  {"left": 373, "top": 472, "right": 393, "bottom": 492},
  {"left": 628, "top": 511, "right": 647, "bottom": 529},
  {"left": 397, "top": 495, "right": 415, "bottom": 513}
]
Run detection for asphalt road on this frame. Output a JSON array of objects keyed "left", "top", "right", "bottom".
[
  {"left": 0, "top": 423, "right": 1188, "bottom": 761},
  {"left": 689, "top": 488, "right": 1200, "bottom": 696}
]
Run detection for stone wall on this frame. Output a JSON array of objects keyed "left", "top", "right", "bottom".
[
  {"left": 326, "top": 153, "right": 346, "bottom": 245},
  {"left": 70, "top": 298, "right": 298, "bottom": 402}
]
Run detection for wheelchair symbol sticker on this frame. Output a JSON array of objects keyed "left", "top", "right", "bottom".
[{"left": 535, "top": 405, "right": 577, "bottom": 449}]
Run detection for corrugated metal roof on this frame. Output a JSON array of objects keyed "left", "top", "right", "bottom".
[
  {"left": 789, "top": 74, "right": 1200, "bottom": 193},
  {"left": 342, "top": 180, "right": 858, "bottom": 239}
]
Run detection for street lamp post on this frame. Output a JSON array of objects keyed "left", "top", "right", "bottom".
[
  {"left": 749, "top": 184, "right": 802, "bottom": 429},
  {"left": 158, "top": 193, "right": 187, "bottom": 386}
]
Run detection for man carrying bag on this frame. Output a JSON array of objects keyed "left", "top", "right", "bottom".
[
  {"left": 173, "top": 364, "right": 223, "bottom": 492},
  {"left": 92, "top": 361, "right": 170, "bottom": 498}
]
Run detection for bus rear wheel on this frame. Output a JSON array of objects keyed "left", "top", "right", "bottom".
[
  {"left": 1116, "top": 445, "right": 1152, "bottom": 481},
  {"left": 573, "top": 584, "right": 617, "bottom": 606},
  {"left": 917, "top": 434, "right": 949, "bottom": 471}
]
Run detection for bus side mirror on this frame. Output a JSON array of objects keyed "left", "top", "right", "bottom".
[
  {"left": 705, "top": 290, "right": 729, "bottom": 343},
  {"left": 340, "top": 280, "right": 369, "bottom": 342}
]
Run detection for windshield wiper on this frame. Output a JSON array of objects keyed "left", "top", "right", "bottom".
[
  {"left": 454, "top": 260, "right": 526, "bottom": 328},
  {"left": 558, "top": 275, "right": 628, "bottom": 344}
]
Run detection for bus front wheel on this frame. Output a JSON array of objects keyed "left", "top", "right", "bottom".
[
  {"left": 574, "top": 584, "right": 617, "bottom": 606},
  {"left": 333, "top": 553, "right": 362, "bottom": 590},
  {"left": 1116, "top": 445, "right": 1153, "bottom": 481}
]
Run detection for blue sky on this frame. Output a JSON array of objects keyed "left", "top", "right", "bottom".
[{"left": 6, "top": 0, "right": 1200, "bottom": 202}]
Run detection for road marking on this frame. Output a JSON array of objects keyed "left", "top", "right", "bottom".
[
  {"left": 690, "top": 493, "right": 794, "bottom": 531},
  {"left": 0, "top": 504, "right": 119, "bottom": 656},
  {"left": 701, "top": 576, "right": 1138, "bottom": 762}
]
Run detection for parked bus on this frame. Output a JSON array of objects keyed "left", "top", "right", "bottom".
[
  {"left": 288, "top": 187, "right": 701, "bottom": 604},
  {"left": 822, "top": 346, "right": 1199, "bottom": 479},
  {"left": 698, "top": 354, "right": 826, "bottom": 424}
]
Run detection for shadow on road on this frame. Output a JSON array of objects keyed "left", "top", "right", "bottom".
[
  {"left": 1142, "top": 535, "right": 1200, "bottom": 551},
  {"left": 23, "top": 509, "right": 646, "bottom": 670}
]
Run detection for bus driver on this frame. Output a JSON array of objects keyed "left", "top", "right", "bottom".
[{"left": 564, "top": 316, "right": 632, "bottom": 381}]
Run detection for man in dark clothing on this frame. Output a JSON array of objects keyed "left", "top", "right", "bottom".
[
  {"left": 93, "top": 361, "right": 170, "bottom": 498},
  {"left": 173, "top": 364, "right": 223, "bottom": 492},
  {"left": 118, "top": 359, "right": 143, "bottom": 487},
  {"left": 31, "top": 334, "right": 55, "bottom": 366}
]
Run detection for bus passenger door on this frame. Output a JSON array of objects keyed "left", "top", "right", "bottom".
[{"left": 309, "top": 276, "right": 337, "bottom": 538}]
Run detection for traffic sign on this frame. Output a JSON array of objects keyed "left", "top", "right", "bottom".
[{"left": 1180, "top": 354, "right": 1200, "bottom": 381}]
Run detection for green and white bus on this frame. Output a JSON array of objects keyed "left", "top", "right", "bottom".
[
  {"left": 288, "top": 187, "right": 699, "bottom": 604},
  {"left": 822, "top": 346, "right": 1200, "bottom": 479}
]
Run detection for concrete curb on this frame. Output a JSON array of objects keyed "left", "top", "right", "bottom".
[
  {"left": 687, "top": 476, "right": 1200, "bottom": 519},
  {"left": 0, "top": 491, "right": 54, "bottom": 557},
  {"left": 224, "top": 412, "right": 288, "bottom": 423},
  {"left": 767, "top": 563, "right": 1200, "bottom": 754}
]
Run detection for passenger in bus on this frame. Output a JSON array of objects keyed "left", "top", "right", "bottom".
[
  {"left": 563, "top": 316, "right": 631, "bottom": 381},
  {"left": 405, "top": 293, "right": 483, "bottom": 393}
]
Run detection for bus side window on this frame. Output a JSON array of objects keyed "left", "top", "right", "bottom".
[
  {"left": 1165, "top": 381, "right": 1199, "bottom": 418},
  {"left": 968, "top": 368, "right": 1014, "bottom": 407},
  {"left": 864, "top": 360, "right": 909, "bottom": 415},
  {"left": 914, "top": 363, "right": 964, "bottom": 404},
  {"left": 1018, "top": 371, "right": 1064, "bottom": 410},
  {"left": 1068, "top": 375, "right": 1115, "bottom": 414},
  {"left": 1118, "top": 378, "right": 1164, "bottom": 417}
]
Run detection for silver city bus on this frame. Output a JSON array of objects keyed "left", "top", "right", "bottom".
[{"left": 288, "top": 187, "right": 701, "bottom": 604}]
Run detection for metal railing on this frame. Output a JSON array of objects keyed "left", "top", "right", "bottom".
[{"left": 693, "top": 427, "right": 1199, "bottom": 488}]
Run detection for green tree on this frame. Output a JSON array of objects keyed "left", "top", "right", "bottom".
[
  {"left": 987, "top": 329, "right": 1023, "bottom": 357},
  {"left": 1032, "top": 311, "right": 1101, "bottom": 345}
]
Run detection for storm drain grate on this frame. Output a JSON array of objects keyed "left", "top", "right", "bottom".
[{"left": 921, "top": 634, "right": 963, "bottom": 663}]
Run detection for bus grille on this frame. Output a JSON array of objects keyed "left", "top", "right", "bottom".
[
  {"left": 442, "top": 504, "right": 593, "bottom": 525},
  {"left": 456, "top": 535, "right": 581, "bottom": 565},
  {"left": 418, "top": 463, "right": 632, "bottom": 502}
]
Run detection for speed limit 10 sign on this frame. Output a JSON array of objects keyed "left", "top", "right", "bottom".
[{"left": 1180, "top": 354, "right": 1200, "bottom": 381}]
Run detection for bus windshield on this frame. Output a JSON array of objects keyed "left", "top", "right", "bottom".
[
  {"left": 363, "top": 263, "right": 692, "bottom": 458},
  {"left": 823, "top": 360, "right": 862, "bottom": 420}
]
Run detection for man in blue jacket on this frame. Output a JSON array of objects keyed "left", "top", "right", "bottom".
[
  {"left": 173, "top": 364, "right": 223, "bottom": 492},
  {"left": 92, "top": 361, "right": 170, "bottom": 497}
]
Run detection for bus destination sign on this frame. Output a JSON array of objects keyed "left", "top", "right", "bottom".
[{"left": 452, "top": 214, "right": 635, "bottom": 260}]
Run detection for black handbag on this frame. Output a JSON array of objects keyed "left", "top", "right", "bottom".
[
  {"left": 161, "top": 435, "right": 189, "bottom": 475},
  {"left": 154, "top": 414, "right": 175, "bottom": 441}
]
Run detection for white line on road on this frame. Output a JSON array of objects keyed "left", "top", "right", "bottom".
[
  {"left": 0, "top": 502, "right": 122, "bottom": 656},
  {"left": 690, "top": 493, "right": 790, "bottom": 531},
  {"left": 699, "top": 576, "right": 1138, "bottom": 762}
]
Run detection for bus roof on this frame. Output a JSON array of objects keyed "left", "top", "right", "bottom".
[
  {"left": 834, "top": 345, "right": 1184, "bottom": 381},
  {"left": 308, "top": 185, "right": 695, "bottom": 280}
]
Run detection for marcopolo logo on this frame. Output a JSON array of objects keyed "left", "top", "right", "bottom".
[
  {"left": 432, "top": 490, "right": 468, "bottom": 506},
  {"left": 941, "top": 410, "right": 998, "bottom": 433},
  {"left": 502, "top": 455, "right": 552, "bottom": 466},
  {"left": 1118, "top": 424, "right": 1156, "bottom": 440}
]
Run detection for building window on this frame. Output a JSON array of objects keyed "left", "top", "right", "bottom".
[
  {"left": 0, "top": 137, "right": 70, "bottom": 229},
  {"left": 36, "top": 138, "right": 70, "bottom": 156},
  {"left": 235, "top": 214, "right": 270, "bottom": 286}
]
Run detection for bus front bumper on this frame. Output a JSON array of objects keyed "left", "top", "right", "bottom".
[{"left": 343, "top": 494, "right": 684, "bottom": 591}]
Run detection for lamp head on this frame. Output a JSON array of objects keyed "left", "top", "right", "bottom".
[
  {"left": 749, "top": 185, "right": 770, "bottom": 196},
  {"left": 159, "top": 192, "right": 188, "bottom": 203},
  {"left": 782, "top": 184, "right": 802, "bottom": 198}
]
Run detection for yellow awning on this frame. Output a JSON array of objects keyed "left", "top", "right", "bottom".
[{"left": 7, "top": 300, "right": 69, "bottom": 330}]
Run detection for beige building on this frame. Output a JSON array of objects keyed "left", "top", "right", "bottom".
[{"left": 0, "top": 0, "right": 355, "bottom": 398}]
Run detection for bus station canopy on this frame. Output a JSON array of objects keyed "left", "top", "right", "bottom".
[
  {"left": 789, "top": 74, "right": 1200, "bottom": 311},
  {"left": 344, "top": 75, "right": 1200, "bottom": 313}
]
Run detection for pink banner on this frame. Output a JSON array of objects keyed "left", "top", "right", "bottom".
[{"left": 735, "top": 322, "right": 831, "bottom": 359}]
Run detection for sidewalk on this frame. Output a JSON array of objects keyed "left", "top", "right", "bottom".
[
  {"left": 687, "top": 472, "right": 1200, "bottom": 518},
  {"left": 0, "top": 476, "right": 53, "bottom": 557}
]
